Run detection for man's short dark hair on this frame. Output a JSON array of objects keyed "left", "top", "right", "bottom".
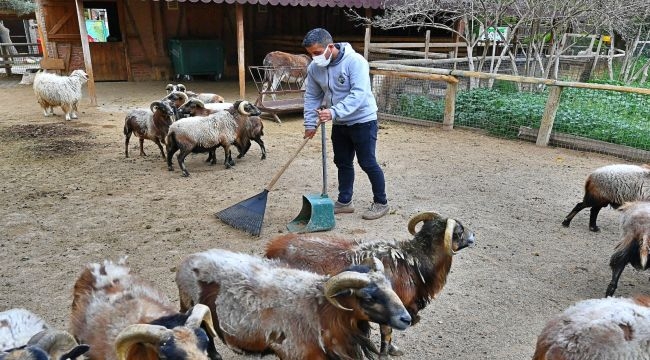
[{"left": 302, "top": 28, "right": 334, "bottom": 48}]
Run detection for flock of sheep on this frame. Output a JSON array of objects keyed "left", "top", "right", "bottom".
[{"left": 2, "top": 69, "right": 648, "bottom": 359}]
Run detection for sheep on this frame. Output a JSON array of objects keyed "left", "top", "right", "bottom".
[
  {"left": 69, "top": 257, "right": 221, "bottom": 360},
  {"left": 174, "top": 249, "right": 411, "bottom": 360},
  {"left": 165, "top": 83, "right": 186, "bottom": 94},
  {"left": 166, "top": 100, "right": 262, "bottom": 176},
  {"left": 162, "top": 91, "right": 190, "bottom": 120},
  {"left": 264, "top": 211, "right": 476, "bottom": 357},
  {"left": 123, "top": 99, "right": 177, "bottom": 158},
  {"left": 261, "top": 51, "right": 311, "bottom": 102},
  {"left": 532, "top": 295, "right": 650, "bottom": 360},
  {"left": 33, "top": 69, "right": 88, "bottom": 121},
  {"left": 165, "top": 83, "right": 224, "bottom": 104},
  {"left": 605, "top": 201, "right": 650, "bottom": 296},
  {"left": 178, "top": 99, "right": 266, "bottom": 161},
  {"left": 0, "top": 309, "right": 89, "bottom": 360},
  {"left": 562, "top": 164, "right": 650, "bottom": 232}
]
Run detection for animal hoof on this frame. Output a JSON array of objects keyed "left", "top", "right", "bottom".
[
  {"left": 261, "top": 155, "right": 266, "bottom": 160},
  {"left": 167, "top": 167, "right": 174, "bottom": 171},
  {"left": 590, "top": 226, "right": 601, "bottom": 232},
  {"left": 561, "top": 220, "right": 570, "bottom": 227},
  {"left": 388, "top": 344, "right": 403, "bottom": 357},
  {"left": 181, "top": 172, "right": 190, "bottom": 177},
  {"left": 237, "top": 154, "right": 244, "bottom": 159}
]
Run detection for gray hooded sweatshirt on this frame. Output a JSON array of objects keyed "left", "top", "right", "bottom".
[{"left": 303, "top": 42, "right": 378, "bottom": 130}]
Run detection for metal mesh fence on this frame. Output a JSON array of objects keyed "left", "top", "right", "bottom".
[{"left": 370, "top": 53, "right": 650, "bottom": 162}]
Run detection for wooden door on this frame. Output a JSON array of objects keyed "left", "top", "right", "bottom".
[{"left": 89, "top": 42, "right": 127, "bottom": 81}]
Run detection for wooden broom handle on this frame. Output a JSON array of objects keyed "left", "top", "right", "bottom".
[{"left": 264, "top": 136, "right": 312, "bottom": 192}]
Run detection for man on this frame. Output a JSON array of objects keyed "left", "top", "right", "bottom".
[{"left": 302, "top": 28, "right": 389, "bottom": 220}]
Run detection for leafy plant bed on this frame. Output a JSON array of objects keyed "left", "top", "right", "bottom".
[{"left": 392, "top": 85, "right": 650, "bottom": 151}]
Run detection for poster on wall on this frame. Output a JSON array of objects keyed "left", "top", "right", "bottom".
[{"left": 85, "top": 19, "right": 108, "bottom": 42}]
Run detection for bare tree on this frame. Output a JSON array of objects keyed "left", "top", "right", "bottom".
[{"left": 350, "top": 0, "right": 650, "bottom": 87}]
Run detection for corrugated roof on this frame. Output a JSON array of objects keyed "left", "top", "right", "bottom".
[{"left": 169, "top": 0, "right": 384, "bottom": 9}]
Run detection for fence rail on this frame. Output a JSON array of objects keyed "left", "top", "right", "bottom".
[
  {"left": 369, "top": 61, "right": 650, "bottom": 162},
  {"left": 0, "top": 42, "right": 42, "bottom": 75}
]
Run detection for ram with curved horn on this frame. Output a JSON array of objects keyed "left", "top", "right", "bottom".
[
  {"left": 175, "top": 249, "right": 411, "bottom": 359},
  {"left": 166, "top": 100, "right": 262, "bottom": 175},
  {"left": 264, "top": 211, "right": 475, "bottom": 357},
  {"left": 70, "top": 257, "right": 221, "bottom": 360},
  {"left": 0, "top": 309, "right": 89, "bottom": 360},
  {"left": 123, "top": 98, "right": 179, "bottom": 158}
]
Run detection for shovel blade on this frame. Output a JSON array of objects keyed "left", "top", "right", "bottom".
[{"left": 287, "top": 194, "right": 335, "bottom": 233}]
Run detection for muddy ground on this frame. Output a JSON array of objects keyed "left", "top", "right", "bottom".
[{"left": 0, "top": 76, "right": 646, "bottom": 359}]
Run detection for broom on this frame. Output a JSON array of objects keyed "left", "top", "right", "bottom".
[{"left": 216, "top": 134, "right": 313, "bottom": 236}]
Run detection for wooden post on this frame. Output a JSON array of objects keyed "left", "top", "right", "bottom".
[
  {"left": 236, "top": 4, "right": 245, "bottom": 99},
  {"left": 443, "top": 79, "right": 458, "bottom": 130},
  {"left": 363, "top": 8, "right": 371, "bottom": 60},
  {"left": 74, "top": 0, "right": 97, "bottom": 106},
  {"left": 536, "top": 86, "right": 563, "bottom": 146},
  {"left": 424, "top": 30, "right": 430, "bottom": 60},
  {"left": 35, "top": 0, "right": 48, "bottom": 60}
]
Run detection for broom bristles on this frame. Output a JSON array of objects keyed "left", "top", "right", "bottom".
[{"left": 215, "top": 190, "right": 269, "bottom": 236}]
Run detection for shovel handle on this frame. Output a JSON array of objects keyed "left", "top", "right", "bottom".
[
  {"left": 321, "top": 122, "right": 328, "bottom": 195},
  {"left": 264, "top": 130, "right": 313, "bottom": 192}
]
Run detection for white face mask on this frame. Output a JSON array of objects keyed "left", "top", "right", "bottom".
[{"left": 312, "top": 46, "right": 332, "bottom": 67}]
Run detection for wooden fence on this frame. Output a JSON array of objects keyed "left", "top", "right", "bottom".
[
  {"left": 369, "top": 61, "right": 650, "bottom": 161},
  {"left": 0, "top": 42, "right": 42, "bottom": 75}
]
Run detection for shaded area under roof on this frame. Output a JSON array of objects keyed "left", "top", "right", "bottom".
[{"left": 162, "top": 0, "right": 384, "bottom": 9}]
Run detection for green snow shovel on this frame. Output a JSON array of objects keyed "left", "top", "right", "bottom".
[{"left": 286, "top": 121, "right": 335, "bottom": 233}]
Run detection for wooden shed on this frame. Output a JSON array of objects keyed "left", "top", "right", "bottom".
[{"left": 34, "top": 0, "right": 392, "bottom": 81}]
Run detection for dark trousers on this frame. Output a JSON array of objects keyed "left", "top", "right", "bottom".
[{"left": 331, "top": 120, "right": 387, "bottom": 205}]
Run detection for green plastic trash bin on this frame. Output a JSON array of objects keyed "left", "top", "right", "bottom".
[{"left": 168, "top": 39, "right": 224, "bottom": 81}]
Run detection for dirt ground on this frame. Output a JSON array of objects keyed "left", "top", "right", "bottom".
[{"left": 1, "top": 76, "right": 647, "bottom": 359}]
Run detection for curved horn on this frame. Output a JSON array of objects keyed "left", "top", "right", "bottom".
[
  {"left": 165, "top": 83, "right": 174, "bottom": 93},
  {"left": 444, "top": 219, "right": 458, "bottom": 255},
  {"left": 360, "top": 256, "right": 384, "bottom": 273},
  {"left": 115, "top": 324, "right": 172, "bottom": 360},
  {"left": 28, "top": 329, "right": 79, "bottom": 359},
  {"left": 150, "top": 101, "right": 162, "bottom": 113},
  {"left": 176, "top": 91, "right": 188, "bottom": 103},
  {"left": 193, "top": 98, "right": 206, "bottom": 108},
  {"left": 324, "top": 271, "right": 371, "bottom": 311},
  {"left": 238, "top": 100, "right": 251, "bottom": 115},
  {"left": 177, "top": 84, "right": 186, "bottom": 92},
  {"left": 185, "top": 304, "right": 217, "bottom": 339},
  {"left": 407, "top": 211, "right": 441, "bottom": 235}
]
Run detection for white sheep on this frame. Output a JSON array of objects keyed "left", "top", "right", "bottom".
[
  {"left": 562, "top": 164, "right": 650, "bottom": 232},
  {"left": 532, "top": 295, "right": 650, "bottom": 360},
  {"left": 166, "top": 100, "right": 261, "bottom": 176},
  {"left": 0, "top": 309, "right": 48, "bottom": 352},
  {"left": 606, "top": 201, "right": 650, "bottom": 296},
  {"left": 33, "top": 70, "right": 88, "bottom": 121}
]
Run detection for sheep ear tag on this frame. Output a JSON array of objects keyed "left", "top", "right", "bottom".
[{"left": 287, "top": 122, "right": 335, "bottom": 234}]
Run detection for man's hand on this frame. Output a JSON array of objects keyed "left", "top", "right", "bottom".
[
  {"left": 316, "top": 108, "right": 332, "bottom": 123},
  {"left": 304, "top": 128, "right": 317, "bottom": 139}
]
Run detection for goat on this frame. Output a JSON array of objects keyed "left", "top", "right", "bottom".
[
  {"left": 33, "top": 70, "right": 88, "bottom": 121},
  {"left": 532, "top": 295, "right": 650, "bottom": 360},
  {"left": 562, "top": 164, "right": 650, "bottom": 232},
  {"left": 0, "top": 309, "right": 89, "bottom": 360},
  {"left": 265, "top": 211, "right": 475, "bottom": 357},
  {"left": 606, "top": 201, "right": 650, "bottom": 296},
  {"left": 69, "top": 257, "right": 221, "bottom": 360},
  {"left": 123, "top": 100, "right": 177, "bottom": 158},
  {"left": 166, "top": 101, "right": 261, "bottom": 176},
  {"left": 175, "top": 249, "right": 411, "bottom": 360},
  {"left": 261, "top": 51, "right": 311, "bottom": 101}
]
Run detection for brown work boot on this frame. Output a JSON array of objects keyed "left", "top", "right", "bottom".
[
  {"left": 334, "top": 200, "right": 354, "bottom": 214},
  {"left": 362, "top": 202, "right": 389, "bottom": 220}
]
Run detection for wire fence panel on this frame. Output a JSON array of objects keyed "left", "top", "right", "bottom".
[{"left": 370, "top": 57, "right": 650, "bottom": 162}]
